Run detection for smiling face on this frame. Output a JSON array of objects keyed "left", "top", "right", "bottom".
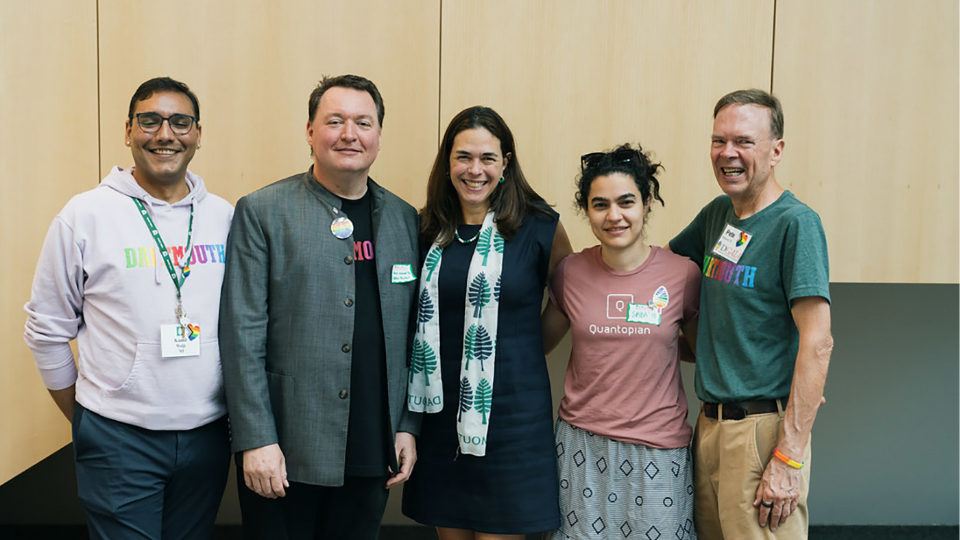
[
  {"left": 586, "top": 172, "right": 649, "bottom": 254},
  {"left": 448, "top": 127, "right": 510, "bottom": 219},
  {"left": 307, "top": 86, "right": 381, "bottom": 183},
  {"left": 125, "top": 90, "right": 200, "bottom": 190},
  {"left": 710, "top": 104, "right": 784, "bottom": 203}
]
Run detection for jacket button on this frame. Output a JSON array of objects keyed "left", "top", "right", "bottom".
[
  {"left": 344, "top": 298, "right": 354, "bottom": 307},
  {"left": 342, "top": 344, "right": 351, "bottom": 353},
  {"left": 344, "top": 255, "right": 353, "bottom": 265},
  {"left": 339, "top": 389, "right": 348, "bottom": 399}
]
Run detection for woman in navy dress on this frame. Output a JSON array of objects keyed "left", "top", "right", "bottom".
[{"left": 402, "top": 106, "right": 571, "bottom": 539}]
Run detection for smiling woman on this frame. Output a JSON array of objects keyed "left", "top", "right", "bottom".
[
  {"left": 541, "top": 142, "right": 701, "bottom": 540},
  {"left": 402, "top": 106, "right": 572, "bottom": 540}
]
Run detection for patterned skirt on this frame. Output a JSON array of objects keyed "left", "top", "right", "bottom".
[{"left": 546, "top": 419, "right": 696, "bottom": 540}]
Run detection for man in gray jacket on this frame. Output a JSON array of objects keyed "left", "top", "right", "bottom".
[{"left": 220, "top": 74, "right": 419, "bottom": 539}]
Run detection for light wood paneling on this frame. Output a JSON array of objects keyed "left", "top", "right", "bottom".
[
  {"left": 0, "top": 0, "right": 99, "bottom": 484},
  {"left": 774, "top": 0, "right": 959, "bottom": 283},
  {"left": 440, "top": 0, "right": 775, "bottom": 252},
  {"left": 98, "top": 0, "right": 441, "bottom": 208}
]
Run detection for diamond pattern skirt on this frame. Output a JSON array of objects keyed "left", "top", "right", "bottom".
[{"left": 546, "top": 419, "right": 696, "bottom": 540}]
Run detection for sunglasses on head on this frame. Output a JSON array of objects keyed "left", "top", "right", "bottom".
[{"left": 580, "top": 147, "right": 641, "bottom": 172}]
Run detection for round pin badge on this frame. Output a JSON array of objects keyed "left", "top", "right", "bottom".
[{"left": 330, "top": 216, "right": 354, "bottom": 239}]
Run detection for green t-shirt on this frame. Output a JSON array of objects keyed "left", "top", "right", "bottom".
[{"left": 670, "top": 191, "right": 830, "bottom": 402}]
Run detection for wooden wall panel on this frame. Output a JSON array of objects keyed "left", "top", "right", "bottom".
[
  {"left": 0, "top": 0, "right": 99, "bottom": 484},
  {"left": 440, "top": 0, "right": 775, "bottom": 252},
  {"left": 774, "top": 0, "right": 959, "bottom": 283},
  {"left": 97, "top": 0, "right": 441, "bottom": 208}
]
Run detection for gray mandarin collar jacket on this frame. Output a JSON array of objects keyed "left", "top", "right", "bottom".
[{"left": 220, "top": 169, "right": 420, "bottom": 486}]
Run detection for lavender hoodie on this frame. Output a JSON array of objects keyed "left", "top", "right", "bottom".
[{"left": 24, "top": 166, "right": 233, "bottom": 430}]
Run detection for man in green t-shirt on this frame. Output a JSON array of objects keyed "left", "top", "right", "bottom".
[{"left": 669, "top": 89, "right": 833, "bottom": 540}]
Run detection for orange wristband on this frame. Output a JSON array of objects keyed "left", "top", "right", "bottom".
[{"left": 773, "top": 448, "right": 803, "bottom": 469}]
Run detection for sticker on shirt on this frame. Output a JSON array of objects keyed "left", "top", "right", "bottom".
[
  {"left": 161, "top": 323, "right": 201, "bottom": 357},
  {"left": 392, "top": 264, "right": 417, "bottom": 283},
  {"left": 651, "top": 285, "right": 669, "bottom": 310},
  {"left": 712, "top": 223, "right": 752, "bottom": 264},
  {"left": 626, "top": 303, "right": 661, "bottom": 326}
]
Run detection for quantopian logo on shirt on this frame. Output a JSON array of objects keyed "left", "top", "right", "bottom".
[
  {"left": 595, "top": 293, "right": 651, "bottom": 335},
  {"left": 589, "top": 324, "right": 651, "bottom": 336}
]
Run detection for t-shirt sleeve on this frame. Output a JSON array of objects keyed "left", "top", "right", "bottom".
[
  {"left": 782, "top": 210, "right": 831, "bottom": 303},
  {"left": 670, "top": 205, "right": 709, "bottom": 263}
]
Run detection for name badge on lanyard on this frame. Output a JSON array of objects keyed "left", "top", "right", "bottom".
[
  {"left": 133, "top": 197, "right": 201, "bottom": 358},
  {"left": 161, "top": 321, "right": 201, "bottom": 357},
  {"left": 712, "top": 223, "right": 753, "bottom": 264}
]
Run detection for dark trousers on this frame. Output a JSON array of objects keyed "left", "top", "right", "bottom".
[
  {"left": 72, "top": 404, "right": 230, "bottom": 540},
  {"left": 235, "top": 453, "right": 390, "bottom": 540}
]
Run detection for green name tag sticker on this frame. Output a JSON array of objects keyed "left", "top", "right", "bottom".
[
  {"left": 391, "top": 264, "right": 417, "bottom": 283},
  {"left": 626, "top": 303, "right": 661, "bottom": 326}
]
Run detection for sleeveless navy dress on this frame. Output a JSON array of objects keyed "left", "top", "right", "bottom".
[{"left": 402, "top": 208, "right": 561, "bottom": 534}]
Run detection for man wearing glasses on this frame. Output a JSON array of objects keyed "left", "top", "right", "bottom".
[
  {"left": 668, "top": 89, "right": 833, "bottom": 540},
  {"left": 24, "top": 77, "right": 233, "bottom": 539}
]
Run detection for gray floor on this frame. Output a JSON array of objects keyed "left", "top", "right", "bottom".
[{"left": 0, "top": 524, "right": 957, "bottom": 539}]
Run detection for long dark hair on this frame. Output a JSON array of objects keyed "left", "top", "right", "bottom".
[{"left": 420, "top": 106, "right": 550, "bottom": 245}]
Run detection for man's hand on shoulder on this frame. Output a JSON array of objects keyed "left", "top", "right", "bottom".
[
  {"left": 243, "top": 443, "right": 289, "bottom": 498},
  {"left": 753, "top": 453, "right": 802, "bottom": 531}
]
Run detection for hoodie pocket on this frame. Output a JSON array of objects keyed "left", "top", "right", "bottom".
[{"left": 107, "top": 342, "right": 155, "bottom": 394}]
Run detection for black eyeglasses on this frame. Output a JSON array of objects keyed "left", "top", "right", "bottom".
[
  {"left": 135, "top": 112, "right": 198, "bottom": 135},
  {"left": 581, "top": 148, "right": 641, "bottom": 172}
]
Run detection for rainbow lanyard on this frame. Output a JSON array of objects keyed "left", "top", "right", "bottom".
[{"left": 132, "top": 197, "right": 195, "bottom": 326}]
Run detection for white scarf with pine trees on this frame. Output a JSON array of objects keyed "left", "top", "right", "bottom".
[{"left": 407, "top": 211, "right": 504, "bottom": 456}]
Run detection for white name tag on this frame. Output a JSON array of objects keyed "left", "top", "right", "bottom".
[
  {"left": 712, "top": 223, "right": 753, "bottom": 264},
  {"left": 392, "top": 264, "right": 417, "bottom": 283},
  {"left": 160, "top": 323, "right": 201, "bottom": 357},
  {"left": 626, "top": 303, "right": 661, "bottom": 326}
]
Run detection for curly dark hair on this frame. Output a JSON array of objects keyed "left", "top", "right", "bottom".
[{"left": 575, "top": 143, "right": 664, "bottom": 216}]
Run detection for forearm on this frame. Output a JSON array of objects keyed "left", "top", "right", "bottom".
[
  {"left": 48, "top": 385, "right": 76, "bottom": 422},
  {"left": 778, "top": 341, "right": 831, "bottom": 457}
]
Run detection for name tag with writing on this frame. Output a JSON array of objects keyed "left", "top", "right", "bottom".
[
  {"left": 392, "top": 264, "right": 417, "bottom": 283},
  {"left": 161, "top": 323, "right": 201, "bottom": 357},
  {"left": 626, "top": 303, "right": 661, "bottom": 326},
  {"left": 712, "top": 223, "right": 753, "bottom": 264}
]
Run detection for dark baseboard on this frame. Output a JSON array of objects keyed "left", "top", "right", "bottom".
[{"left": 0, "top": 524, "right": 956, "bottom": 539}]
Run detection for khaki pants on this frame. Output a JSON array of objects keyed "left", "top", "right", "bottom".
[{"left": 692, "top": 406, "right": 811, "bottom": 540}]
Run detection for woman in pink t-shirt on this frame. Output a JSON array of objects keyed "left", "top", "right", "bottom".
[{"left": 543, "top": 143, "right": 701, "bottom": 540}]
